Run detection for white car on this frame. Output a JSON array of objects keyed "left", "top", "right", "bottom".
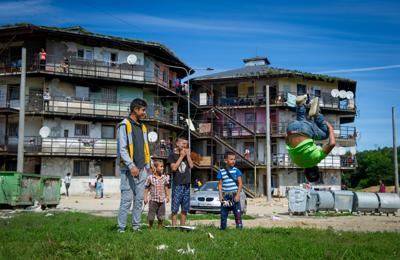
[{"left": 189, "top": 181, "right": 247, "bottom": 214}]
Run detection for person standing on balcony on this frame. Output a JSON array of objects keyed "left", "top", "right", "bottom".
[
  {"left": 117, "top": 98, "right": 153, "bottom": 233},
  {"left": 64, "top": 173, "right": 71, "bottom": 197},
  {"left": 39, "top": 48, "right": 46, "bottom": 69},
  {"left": 286, "top": 95, "right": 336, "bottom": 183},
  {"left": 244, "top": 148, "right": 250, "bottom": 160},
  {"left": 43, "top": 88, "right": 51, "bottom": 111},
  {"left": 167, "top": 136, "right": 193, "bottom": 226}
]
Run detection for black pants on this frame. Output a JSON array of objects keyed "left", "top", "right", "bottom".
[{"left": 65, "top": 183, "right": 70, "bottom": 196}]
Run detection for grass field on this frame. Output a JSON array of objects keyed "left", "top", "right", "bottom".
[{"left": 1, "top": 212, "right": 399, "bottom": 259}]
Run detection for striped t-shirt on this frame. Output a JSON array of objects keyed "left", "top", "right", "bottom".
[{"left": 217, "top": 167, "right": 242, "bottom": 192}]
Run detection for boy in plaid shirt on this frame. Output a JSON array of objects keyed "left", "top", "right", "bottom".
[{"left": 144, "top": 160, "right": 170, "bottom": 228}]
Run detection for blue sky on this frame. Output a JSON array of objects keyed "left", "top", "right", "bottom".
[{"left": 1, "top": 0, "right": 399, "bottom": 151}]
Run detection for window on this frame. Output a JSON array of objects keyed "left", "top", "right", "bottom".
[
  {"left": 101, "top": 160, "right": 115, "bottom": 176},
  {"left": 313, "top": 87, "right": 321, "bottom": 98},
  {"left": 225, "top": 86, "right": 238, "bottom": 98},
  {"left": 8, "top": 122, "right": 18, "bottom": 137},
  {"left": 297, "top": 170, "right": 306, "bottom": 184},
  {"left": 75, "top": 124, "right": 89, "bottom": 136},
  {"left": 101, "top": 88, "right": 117, "bottom": 103},
  {"left": 111, "top": 53, "right": 118, "bottom": 64},
  {"left": 77, "top": 49, "right": 84, "bottom": 59},
  {"left": 8, "top": 85, "right": 20, "bottom": 100},
  {"left": 244, "top": 113, "right": 255, "bottom": 125},
  {"left": 75, "top": 86, "right": 89, "bottom": 100},
  {"left": 73, "top": 160, "right": 89, "bottom": 176},
  {"left": 247, "top": 86, "right": 254, "bottom": 96},
  {"left": 84, "top": 50, "right": 93, "bottom": 60},
  {"left": 64, "top": 129, "right": 69, "bottom": 138},
  {"left": 297, "top": 84, "right": 307, "bottom": 95},
  {"left": 162, "top": 70, "right": 168, "bottom": 82},
  {"left": 101, "top": 125, "right": 115, "bottom": 139},
  {"left": 77, "top": 49, "right": 93, "bottom": 60}
]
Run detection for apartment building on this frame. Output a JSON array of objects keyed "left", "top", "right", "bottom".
[
  {"left": 190, "top": 57, "right": 357, "bottom": 196},
  {"left": 0, "top": 24, "right": 191, "bottom": 193}
]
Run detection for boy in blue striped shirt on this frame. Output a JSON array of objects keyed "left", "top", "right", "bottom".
[{"left": 217, "top": 151, "right": 243, "bottom": 230}]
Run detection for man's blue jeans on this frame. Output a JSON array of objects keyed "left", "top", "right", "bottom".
[
  {"left": 117, "top": 168, "right": 146, "bottom": 231},
  {"left": 220, "top": 193, "right": 243, "bottom": 230},
  {"left": 287, "top": 105, "right": 329, "bottom": 140}
]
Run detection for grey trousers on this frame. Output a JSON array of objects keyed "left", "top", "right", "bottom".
[{"left": 117, "top": 168, "right": 146, "bottom": 230}]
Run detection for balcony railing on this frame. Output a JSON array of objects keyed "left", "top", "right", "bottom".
[
  {"left": 0, "top": 136, "right": 116, "bottom": 156},
  {"left": 207, "top": 121, "right": 356, "bottom": 140},
  {"left": 213, "top": 91, "right": 355, "bottom": 111},
  {"left": 0, "top": 54, "right": 180, "bottom": 91},
  {"left": 0, "top": 95, "right": 184, "bottom": 127},
  {"left": 0, "top": 135, "right": 174, "bottom": 158},
  {"left": 272, "top": 153, "right": 357, "bottom": 168}
]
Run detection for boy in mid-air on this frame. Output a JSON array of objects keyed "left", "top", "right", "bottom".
[
  {"left": 217, "top": 151, "right": 243, "bottom": 230},
  {"left": 286, "top": 95, "right": 336, "bottom": 182}
]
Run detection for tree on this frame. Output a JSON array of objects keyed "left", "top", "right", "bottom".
[{"left": 344, "top": 147, "right": 399, "bottom": 188}]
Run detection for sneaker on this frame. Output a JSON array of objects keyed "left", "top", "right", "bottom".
[
  {"left": 308, "top": 97, "right": 320, "bottom": 117},
  {"left": 117, "top": 229, "right": 125, "bottom": 233},
  {"left": 296, "top": 94, "right": 308, "bottom": 106}
]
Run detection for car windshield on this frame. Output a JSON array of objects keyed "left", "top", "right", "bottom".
[{"left": 199, "top": 182, "right": 218, "bottom": 191}]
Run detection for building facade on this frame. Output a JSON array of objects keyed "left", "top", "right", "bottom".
[
  {"left": 0, "top": 24, "right": 191, "bottom": 194},
  {"left": 190, "top": 57, "right": 357, "bottom": 196}
]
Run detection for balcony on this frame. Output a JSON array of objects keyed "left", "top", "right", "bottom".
[
  {"left": 0, "top": 95, "right": 184, "bottom": 128},
  {"left": 272, "top": 153, "right": 356, "bottom": 169},
  {"left": 0, "top": 136, "right": 174, "bottom": 159},
  {"left": 0, "top": 55, "right": 177, "bottom": 91},
  {"left": 0, "top": 136, "right": 116, "bottom": 157},
  {"left": 212, "top": 91, "right": 356, "bottom": 112},
  {"left": 272, "top": 91, "right": 356, "bottom": 112}
]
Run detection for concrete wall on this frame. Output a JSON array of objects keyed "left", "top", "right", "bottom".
[
  {"left": 60, "top": 177, "right": 121, "bottom": 195},
  {"left": 278, "top": 78, "right": 338, "bottom": 94},
  {"left": 43, "top": 118, "right": 110, "bottom": 138},
  {"left": 47, "top": 40, "right": 145, "bottom": 66}
]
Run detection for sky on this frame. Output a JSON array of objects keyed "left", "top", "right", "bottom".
[{"left": 0, "top": 0, "right": 399, "bottom": 151}]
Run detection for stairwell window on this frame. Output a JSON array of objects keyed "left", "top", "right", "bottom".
[{"left": 75, "top": 123, "right": 89, "bottom": 137}]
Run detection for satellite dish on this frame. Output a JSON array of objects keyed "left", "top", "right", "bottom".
[
  {"left": 339, "top": 90, "right": 347, "bottom": 99},
  {"left": 127, "top": 54, "right": 137, "bottom": 65},
  {"left": 350, "top": 147, "right": 357, "bottom": 155},
  {"left": 148, "top": 131, "right": 158, "bottom": 143},
  {"left": 338, "top": 147, "right": 346, "bottom": 156},
  {"left": 346, "top": 91, "right": 354, "bottom": 100},
  {"left": 39, "top": 126, "right": 50, "bottom": 138},
  {"left": 331, "top": 89, "right": 339, "bottom": 98}
]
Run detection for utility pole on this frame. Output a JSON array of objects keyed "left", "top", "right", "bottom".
[
  {"left": 17, "top": 47, "right": 27, "bottom": 172},
  {"left": 393, "top": 107, "right": 399, "bottom": 194},
  {"left": 265, "top": 85, "right": 272, "bottom": 202}
]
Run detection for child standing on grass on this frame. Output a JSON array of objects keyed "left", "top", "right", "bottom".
[
  {"left": 217, "top": 151, "right": 243, "bottom": 230},
  {"left": 144, "top": 160, "right": 170, "bottom": 228}
]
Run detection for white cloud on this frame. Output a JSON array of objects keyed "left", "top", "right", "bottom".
[{"left": 0, "top": 0, "right": 54, "bottom": 18}]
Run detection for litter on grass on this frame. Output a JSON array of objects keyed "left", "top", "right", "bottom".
[
  {"left": 177, "top": 244, "right": 195, "bottom": 255},
  {"left": 156, "top": 244, "right": 168, "bottom": 251}
]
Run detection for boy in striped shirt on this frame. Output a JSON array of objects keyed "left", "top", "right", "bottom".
[{"left": 217, "top": 151, "right": 243, "bottom": 230}]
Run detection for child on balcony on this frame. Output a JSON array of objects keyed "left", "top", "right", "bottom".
[{"left": 286, "top": 95, "right": 336, "bottom": 182}]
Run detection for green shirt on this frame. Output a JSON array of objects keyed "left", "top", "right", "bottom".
[{"left": 287, "top": 139, "right": 327, "bottom": 168}]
